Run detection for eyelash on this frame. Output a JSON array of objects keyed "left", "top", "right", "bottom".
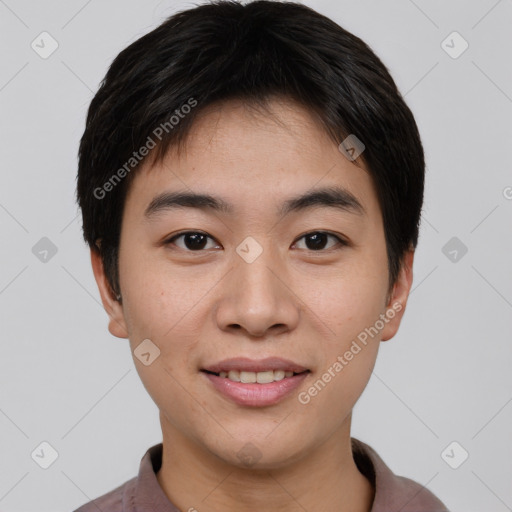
[{"left": 163, "top": 230, "right": 348, "bottom": 252}]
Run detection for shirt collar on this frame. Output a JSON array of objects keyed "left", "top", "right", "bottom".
[{"left": 126, "top": 438, "right": 447, "bottom": 512}]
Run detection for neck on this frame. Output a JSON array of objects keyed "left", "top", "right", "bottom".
[{"left": 156, "top": 418, "right": 374, "bottom": 512}]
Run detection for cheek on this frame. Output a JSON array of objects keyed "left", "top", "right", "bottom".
[
  {"left": 119, "top": 249, "right": 195, "bottom": 338},
  {"left": 302, "top": 294, "right": 381, "bottom": 414},
  {"left": 307, "top": 266, "right": 386, "bottom": 405},
  {"left": 134, "top": 358, "right": 210, "bottom": 437},
  {"left": 119, "top": 256, "right": 216, "bottom": 383},
  {"left": 311, "top": 268, "right": 388, "bottom": 344},
  {"left": 296, "top": 329, "right": 379, "bottom": 437},
  {"left": 305, "top": 345, "right": 378, "bottom": 423}
]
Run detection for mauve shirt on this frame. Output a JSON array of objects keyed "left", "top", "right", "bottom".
[{"left": 73, "top": 438, "right": 449, "bottom": 512}]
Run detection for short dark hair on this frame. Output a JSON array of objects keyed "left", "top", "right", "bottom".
[{"left": 76, "top": 0, "right": 424, "bottom": 300}]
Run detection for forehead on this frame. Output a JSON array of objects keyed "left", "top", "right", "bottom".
[{"left": 123, "top": 98, "right": 381, "bottom": 224}]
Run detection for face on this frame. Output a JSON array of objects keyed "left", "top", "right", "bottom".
[{"left": 92, "top": 97, "right": 413, "bottom": 469}]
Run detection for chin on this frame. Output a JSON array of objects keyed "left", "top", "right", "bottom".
[{"left": 207, "top": 433, "right": 309, "bottom": 471}]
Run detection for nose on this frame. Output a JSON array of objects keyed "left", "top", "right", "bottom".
[{"left": 214, "top": 242, "right": 301, "bottom": 339}]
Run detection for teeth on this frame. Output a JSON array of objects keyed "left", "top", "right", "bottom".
[
  {"left": 256, "top": 371, "right": 274, "bottom": 383},
  {"left": 273, "top": 370, "right": 285, "bottom": 381},
  {"left": 228, "top": 370, "right": 241, "bottom": 382},
  {"left": 216, "top": 369, "right": 298, "bottom": 383},
  {"left": 240, "top": 371, "right": 257, "bottom": 383}
]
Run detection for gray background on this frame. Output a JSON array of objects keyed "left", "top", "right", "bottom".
[{"left": 1, "top": 0, "right": 511, "bottom": 511}]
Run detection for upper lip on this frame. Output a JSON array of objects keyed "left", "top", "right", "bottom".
[{"left": 202, "top": 357, "right": 309, "bottom": 374}]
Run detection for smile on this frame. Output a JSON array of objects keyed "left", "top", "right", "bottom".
[
  {"left": 200, "top": 357, "right": 311, "bottom": 407},
  {"left": 203, "top": 369, "right": 306, "bottom": 383}
]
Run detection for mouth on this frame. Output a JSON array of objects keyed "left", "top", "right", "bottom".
[
  {"left": 201, "top": 369, "right": 309, "bottom": 383},
  {"left": 200, "top": 357, "right": 311, "bottom": 407}
]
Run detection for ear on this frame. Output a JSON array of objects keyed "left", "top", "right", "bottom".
[
  {"left": 380, "top": 249, "right": 414, "bottom": 342},
  {"left": 90, "top": 248, "right": 129, "bottom": 339}
]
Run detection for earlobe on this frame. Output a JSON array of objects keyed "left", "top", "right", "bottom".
[
  {"left": 90, "top": 248, "right": 129, "bottom": 339},
  {"left": 380, "top": 250, "right": 414, "bottom": 342}
]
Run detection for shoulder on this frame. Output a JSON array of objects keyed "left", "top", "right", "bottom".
[
  {"left": 72, "top": 476, "right": 136, "bottom": 512},
  {"left": 351, "top": 438, "right": 450, "bottom": 512},
  {"left": 381, "top": 472, "right": 449, "bottom": 512}
]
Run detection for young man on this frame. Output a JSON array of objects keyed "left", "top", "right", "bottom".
[{"left": 74, "top": 1, "right": 449, "bottom": 510}]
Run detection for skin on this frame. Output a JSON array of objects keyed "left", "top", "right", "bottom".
[{"left": 91, "top": 97, "right": 414, "bottom": 512}]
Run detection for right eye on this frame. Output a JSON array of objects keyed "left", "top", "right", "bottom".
[{"left": 164, "top": 231, "right": 222, "bottom": 252}]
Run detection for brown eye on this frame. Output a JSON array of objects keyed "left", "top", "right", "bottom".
[
  {"left": 165, "top": 231, "right": 220, "bottom": 251},
  {"left": 293, "top": 232, "right": 346, "bottom": 251}
]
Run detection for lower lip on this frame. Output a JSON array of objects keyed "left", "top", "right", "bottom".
[{"left": 202, "top": 371, "right": 309, "bottom": 407}]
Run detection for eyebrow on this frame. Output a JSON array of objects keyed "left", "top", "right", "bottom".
[{"left": 143, "top": 185, "right": 366, "bottom": 219}]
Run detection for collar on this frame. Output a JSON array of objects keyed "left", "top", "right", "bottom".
[{"left": 124, "top": 438, "right": 448, "bottom": 511}]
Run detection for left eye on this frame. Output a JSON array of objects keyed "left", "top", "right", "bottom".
[
  {"left": 164, "top": 231, "right": 345, "bottom": 252},
  {"left": 292, "top": 231, "right": 345, "bottom": 251},
  {"left": 165, "top": 231, "right": 220, "bottom": 251}
]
